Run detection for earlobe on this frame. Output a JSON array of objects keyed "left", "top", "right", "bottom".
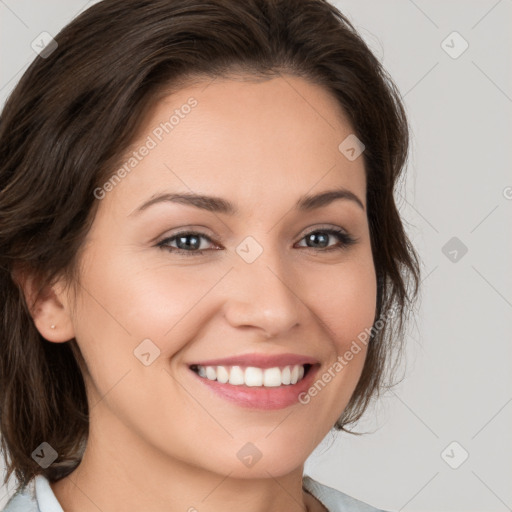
[{"left": 13, "top": 267, "right": 76, "bottom": 343}]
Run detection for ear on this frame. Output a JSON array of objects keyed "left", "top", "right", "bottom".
[{"left": 13, "top": 266, "right": 76, "bottom": 343}]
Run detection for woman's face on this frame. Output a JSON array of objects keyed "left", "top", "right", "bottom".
[{"left": 59, "top": 74, "right": 376, "bottom": 478}]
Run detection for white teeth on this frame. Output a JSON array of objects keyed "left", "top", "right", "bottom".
[
  {"left": 216, "top": 365, "right": 229, "bottom": 384},
  {"left": 290, "top": 365, "right": 299, "bottom": 384},
  {"left": 193, "top": 364, "right": 308, "bottom": 387},
  {"left": 245, "top": 367, "right": 263, "bottom": 387},
  {"left": 228, "top": 366, "right": 244, "bottom": 385},
  {"left": 281, "top": 366, "right": 291, "bottom": 385},
  {"left": 263, "top": 367, "right": 282, "bottom": 387}
]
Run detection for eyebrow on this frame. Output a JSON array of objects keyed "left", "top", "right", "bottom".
[{"left": 129, "top": 187, "right": 365, "bottom": 217}]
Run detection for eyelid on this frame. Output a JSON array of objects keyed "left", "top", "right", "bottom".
[
  {"left": 154, "top": 225, "right": 216, "bottom": 243},
  {"left": 299, "top": 223, "right": 349, "bottom": 237}
]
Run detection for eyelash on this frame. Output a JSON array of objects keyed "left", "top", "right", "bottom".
[{"left": 156, "top": 228, "right": 357, "bottom": 257}]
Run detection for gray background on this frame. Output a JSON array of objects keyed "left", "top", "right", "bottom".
[{"left": 1, "top": 1, "right": 511, "bottom": 511}]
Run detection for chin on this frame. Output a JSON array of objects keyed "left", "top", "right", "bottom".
[{"left": 184, "top": 440, "right": 309, "bottom": 480}]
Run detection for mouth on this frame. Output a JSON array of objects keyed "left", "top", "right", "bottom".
[
  {"left": 186, "top": 352, "right": 321, "bottom": 409},
  {"left": 189, "top": 363, "right": 313, "bottom": 387}
]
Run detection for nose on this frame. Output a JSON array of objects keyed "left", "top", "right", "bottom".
[{"left": 222, "top": 252, "right": 303, "bottom": 339}]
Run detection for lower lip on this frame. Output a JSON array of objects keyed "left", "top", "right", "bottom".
[{"left": 189, "top": 365, "right": 320, "bottom": 410}]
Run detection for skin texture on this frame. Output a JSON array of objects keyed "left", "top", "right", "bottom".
[{"left": 25, "top": 74, "right": 377, "bottom": 512}]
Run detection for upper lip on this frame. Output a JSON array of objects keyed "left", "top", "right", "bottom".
[{"left": 188, "top": 353, "right": 319, "bottom": 369}]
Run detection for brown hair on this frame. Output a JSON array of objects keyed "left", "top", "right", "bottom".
[{"left": 0, "top": 0, "right": 421, "bottom": 490}]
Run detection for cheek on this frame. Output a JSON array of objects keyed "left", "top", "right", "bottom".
[
  {"left": 75, "top": 243, "right": 215, "bottom": 348},
  {"left": 297, "top": 256, "right": 376, "bottom": 416},
  {"left": 310, "top": 256, "right": 377, "bottom": 347},
  {"left": 68, "top": 248, "right": 203, "bottom": 399},
  {"left": 69, "top": 254, "right": 209, "bottom": 435}
]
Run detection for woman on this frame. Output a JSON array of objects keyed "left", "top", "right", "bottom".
[{"left": 0, "top": 0, "right": 420, "bottom": 511}]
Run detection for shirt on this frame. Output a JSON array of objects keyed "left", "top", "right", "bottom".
[{"left": 1, "top": 473, "right": 389, "bottom": 512}]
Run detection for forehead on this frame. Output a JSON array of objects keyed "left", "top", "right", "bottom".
[{"left": 104, "top": 74, "right": 367, "bottom": 217}]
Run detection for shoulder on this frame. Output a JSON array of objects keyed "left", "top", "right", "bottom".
[
  {"left": 303, "top": 475, "right": 392, "bottom": 512},
  {"left": 1, "top": 479, "right": 37, "bottom": 512}
]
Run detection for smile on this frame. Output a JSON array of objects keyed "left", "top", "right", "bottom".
[{"left": 190, "top": 363, "right": 311, "bottom": 387}]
